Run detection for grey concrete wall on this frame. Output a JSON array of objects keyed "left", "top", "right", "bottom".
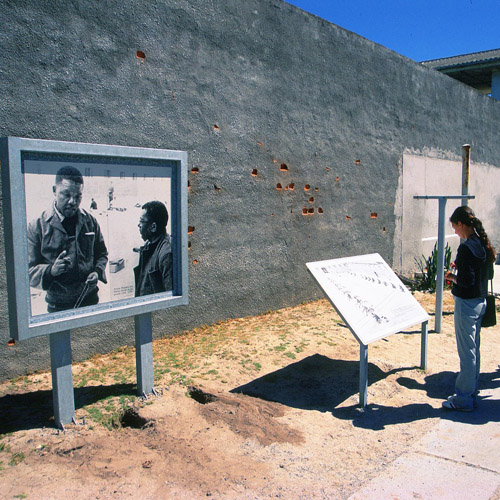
[{"left": 1, "top": 0, "right": 500, "bottom": 381}]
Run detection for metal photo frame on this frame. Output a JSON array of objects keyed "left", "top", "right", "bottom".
[{"left": 1, "top": 137, "right": 189, "bottom": 341}]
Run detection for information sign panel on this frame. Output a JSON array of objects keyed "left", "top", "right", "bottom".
[
  {"left": 1, "top": 137, "right": 189, "bottom": 340},
  {"left": 307, "top": 253, "right": 429, "bottom": 346}
]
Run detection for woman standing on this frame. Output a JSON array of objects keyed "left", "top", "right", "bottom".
[{"left": 443, "top": 206, "right": 495, "bottom": 411}]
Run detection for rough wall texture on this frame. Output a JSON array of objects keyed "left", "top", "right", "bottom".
[{"left": 1, "top": 0, "right": 499, "bottom": 380}]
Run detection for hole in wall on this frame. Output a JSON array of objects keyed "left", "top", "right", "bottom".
[
  {"left": 302, "top": 208, "right": 308, "bottom": 215},
  {"left": 191, "top": 167, "right": 199, "bottom": 174},
  {"left": 309, "top": 197, "right": 314, "bottom": 203},
  {"left": 304, "top": 184, "right": 310, "bottom": 191},
  {"left": 318, "top": 207, "right": 324, "bottom": 214},
  {"left": 308, "top": 208, "right": 315, "bottom": 214},
  {"left": 371, "top": 213, "right": 378, "bottom": 219},
  {"left": 354, "top": 159, "right": 361, "bottom": 165},
  {"left": 257, "top": 141, "right": 263, "bottom": 147},
  {"left": 8, "top": 339, "right": 15, "bottom": 347},
  {"left": 336, "top": 177, "right": 339, "bottom": 182},
  {"left": 187, "top": 180, "right": 191, "bottom": 193},
  {"left": 214, "top": 184, "right": 221, "bottom": 191},
  {"left": 326, "top": 167, "right": 330, "bottom": 171},
  {"left": 288, "top": 183, "right": 295, "bottom": 190},
  {"left": 280, "top": 163, "right": 288, "bottom": 171},
  {"left": 193, "top": 260, "right": 199, "bottom": 265},
  {"left": 213, "top": 124, "right": 219, "bottom": 130},
  {"left": 251, "top": 169, "right": 258, "bottom": 176},
  {"left": 382, "top": 227, "right": 386, "bottom": 233},
  {"left": 314, "top": 187, "right": 319, "bottom": 192},
  {"left": 345, "top": 215, "right": 351, "bottom": 220},
  {"left": 276, "top": 183, "right": 282, "bottom": 190},
  {"left": 188, "top": 226, "right": 195, "bottom": 234},
  {"left": 136, "top": 50, "right": 146, "bottom": 60},
  {"left": 188, "top": 242, "right": 192, "bottom": 250}
]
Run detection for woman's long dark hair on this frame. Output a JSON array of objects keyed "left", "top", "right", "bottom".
[{"left": 450, "top": 206, "right": 496, "bottom": 263}]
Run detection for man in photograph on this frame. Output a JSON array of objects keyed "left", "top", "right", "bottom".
[
  {"left": 27, "top": 166, "right": 108, "bottom": 312},
  {"left": 134, "top": 200, "right": 173, "bottom": 296}
]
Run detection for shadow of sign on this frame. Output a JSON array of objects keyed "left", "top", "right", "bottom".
[
  {"left": 231, "top": 354, "right": 407, "bottom": 412},
  {"left": 0, "top": 383, "right": 136, "bottom": 433}
]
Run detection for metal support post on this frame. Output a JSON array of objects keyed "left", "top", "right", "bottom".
[
  {"left": 462, "top": 144, "right": 470, "bottom": 207},
  {"left": 359, "top": 343, "right": 368, "bottom": 408},
  {"left": 414, "top": 195, "right": 474, "bottom": 332},
  {"left": 435, "top": 197, "right": 447, "bottom": 332},
  {"left": 135, "top": 313, "right": 154, "bottom": 395},
  {"left": 49, "top": 330, "right": 75, "bottom": 428},
  {"left": 420, "top": 320, "right": 428, "bottom": 370}
]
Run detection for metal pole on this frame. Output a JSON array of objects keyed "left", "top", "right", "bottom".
[
  {"left": 49, "top": 330, "right": 75, "bottom": 428},
  {"left": 462, "top": 144, "right": 470, "bottom": 208},
  {"left": 435, "top": 197, "right": 447, "bottom": 333},
  {"left": 135, "top": 313, "right": 154, "bottom": 395},
  {"left": 414, "top": 195, "right": 475, "bottom": 332},
  {"left": 420, "top": 320, "right": 428, "bottom": 370},
  {"left": 359, "top": 343, "right": 368, "bottom": 408}
]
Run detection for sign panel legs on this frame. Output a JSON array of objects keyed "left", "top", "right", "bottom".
[
  {"left": 359, "top": 344, "right": 368, "bottom": 408},
  {"left": 135, "top": 313, "right": 154, "bottom": 395},
  {"left": 47, "top": 314, "right": 155, "bottom": 429},
  {"left": 49, "top": 330, "right": 75, "bottom": 428},
  {"left": 358, "top": 320, "right": 428, "bottom": 408}
]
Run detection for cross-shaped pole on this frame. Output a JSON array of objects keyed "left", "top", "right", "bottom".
[{"left": 413, "top": 195, "right": 475, "bottom": 332}]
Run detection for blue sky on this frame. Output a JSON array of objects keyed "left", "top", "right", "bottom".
[{"left": 284, "top": 0, "right": 500, "bottom": 61}]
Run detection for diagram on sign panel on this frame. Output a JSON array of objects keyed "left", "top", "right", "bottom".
[{"left": 308, "top": 254, "right": 429, "bottom": 345}]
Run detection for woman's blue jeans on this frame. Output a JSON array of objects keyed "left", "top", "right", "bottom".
[{"left": 452, "top": 296, "right": 486, "bottom": 408}]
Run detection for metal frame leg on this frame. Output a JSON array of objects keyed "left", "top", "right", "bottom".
[
  {"left": 49, "top": 330, "right": 75, "bottom": 428},
  {"left": 420, "top": 320, "right": 428, "bottom": 370},
  {"left": 135, "top": 313, "right": 154, "bottom": 395},
  {"left": 359, "top": 344, "right": 368, "bottom": 408}
]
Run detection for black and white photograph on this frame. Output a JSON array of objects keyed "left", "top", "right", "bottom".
[{"left": 24, "top": 157, "right": 174, "bottom": 316}]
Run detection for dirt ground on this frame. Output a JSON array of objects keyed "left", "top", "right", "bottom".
[{"left": 1, "top": 290, "right": 500, "bottom": 499}]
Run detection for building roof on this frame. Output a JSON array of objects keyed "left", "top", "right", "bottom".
[{"left": 421, "top": 49, "right": 500, "bottom": 94}]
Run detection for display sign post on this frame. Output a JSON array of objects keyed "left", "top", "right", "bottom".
[
  {"left": 359, "top": 344, "right": 368, "bottom": 408},
  {"left": 307, "top": 253, "right": 430, "bottom": 407},
  {"left": 135, "top": 313, "right": 154, "bottom": 396},
  {"left": 49, "top": 330, "right": 75, "bottom": 428}
]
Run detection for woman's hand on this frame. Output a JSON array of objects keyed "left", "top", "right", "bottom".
[{"left": 445, "top": 270, "right": 456, "bottom": 284}]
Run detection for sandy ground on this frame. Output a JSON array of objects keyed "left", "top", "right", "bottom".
[{"left": 1, "top": 290, "right": 500, "bottom": 499}]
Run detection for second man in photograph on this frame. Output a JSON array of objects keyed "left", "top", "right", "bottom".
[{"left": 134, "top": 200, "right": 173, "bottom": 296}]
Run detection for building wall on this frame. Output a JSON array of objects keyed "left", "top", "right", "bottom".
[
  {"left": 1, "top": 0, "right": 500, "bottom": 380},
  {"left": 394, "top": 153, "right": 500, "bottom": 275}
]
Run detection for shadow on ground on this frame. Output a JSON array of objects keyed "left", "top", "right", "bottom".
[
  {"left": 231, "top": 354, "right": 410, "bottom": 412},
  {"left": 332, "top": 368, "right": 500, "bottom": 430},
  {"left": 232, "top": 355, "right": 500, "bottom": 430},
  {"left": 0, "top": 383, "right": 136, "bottom": 433}
]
